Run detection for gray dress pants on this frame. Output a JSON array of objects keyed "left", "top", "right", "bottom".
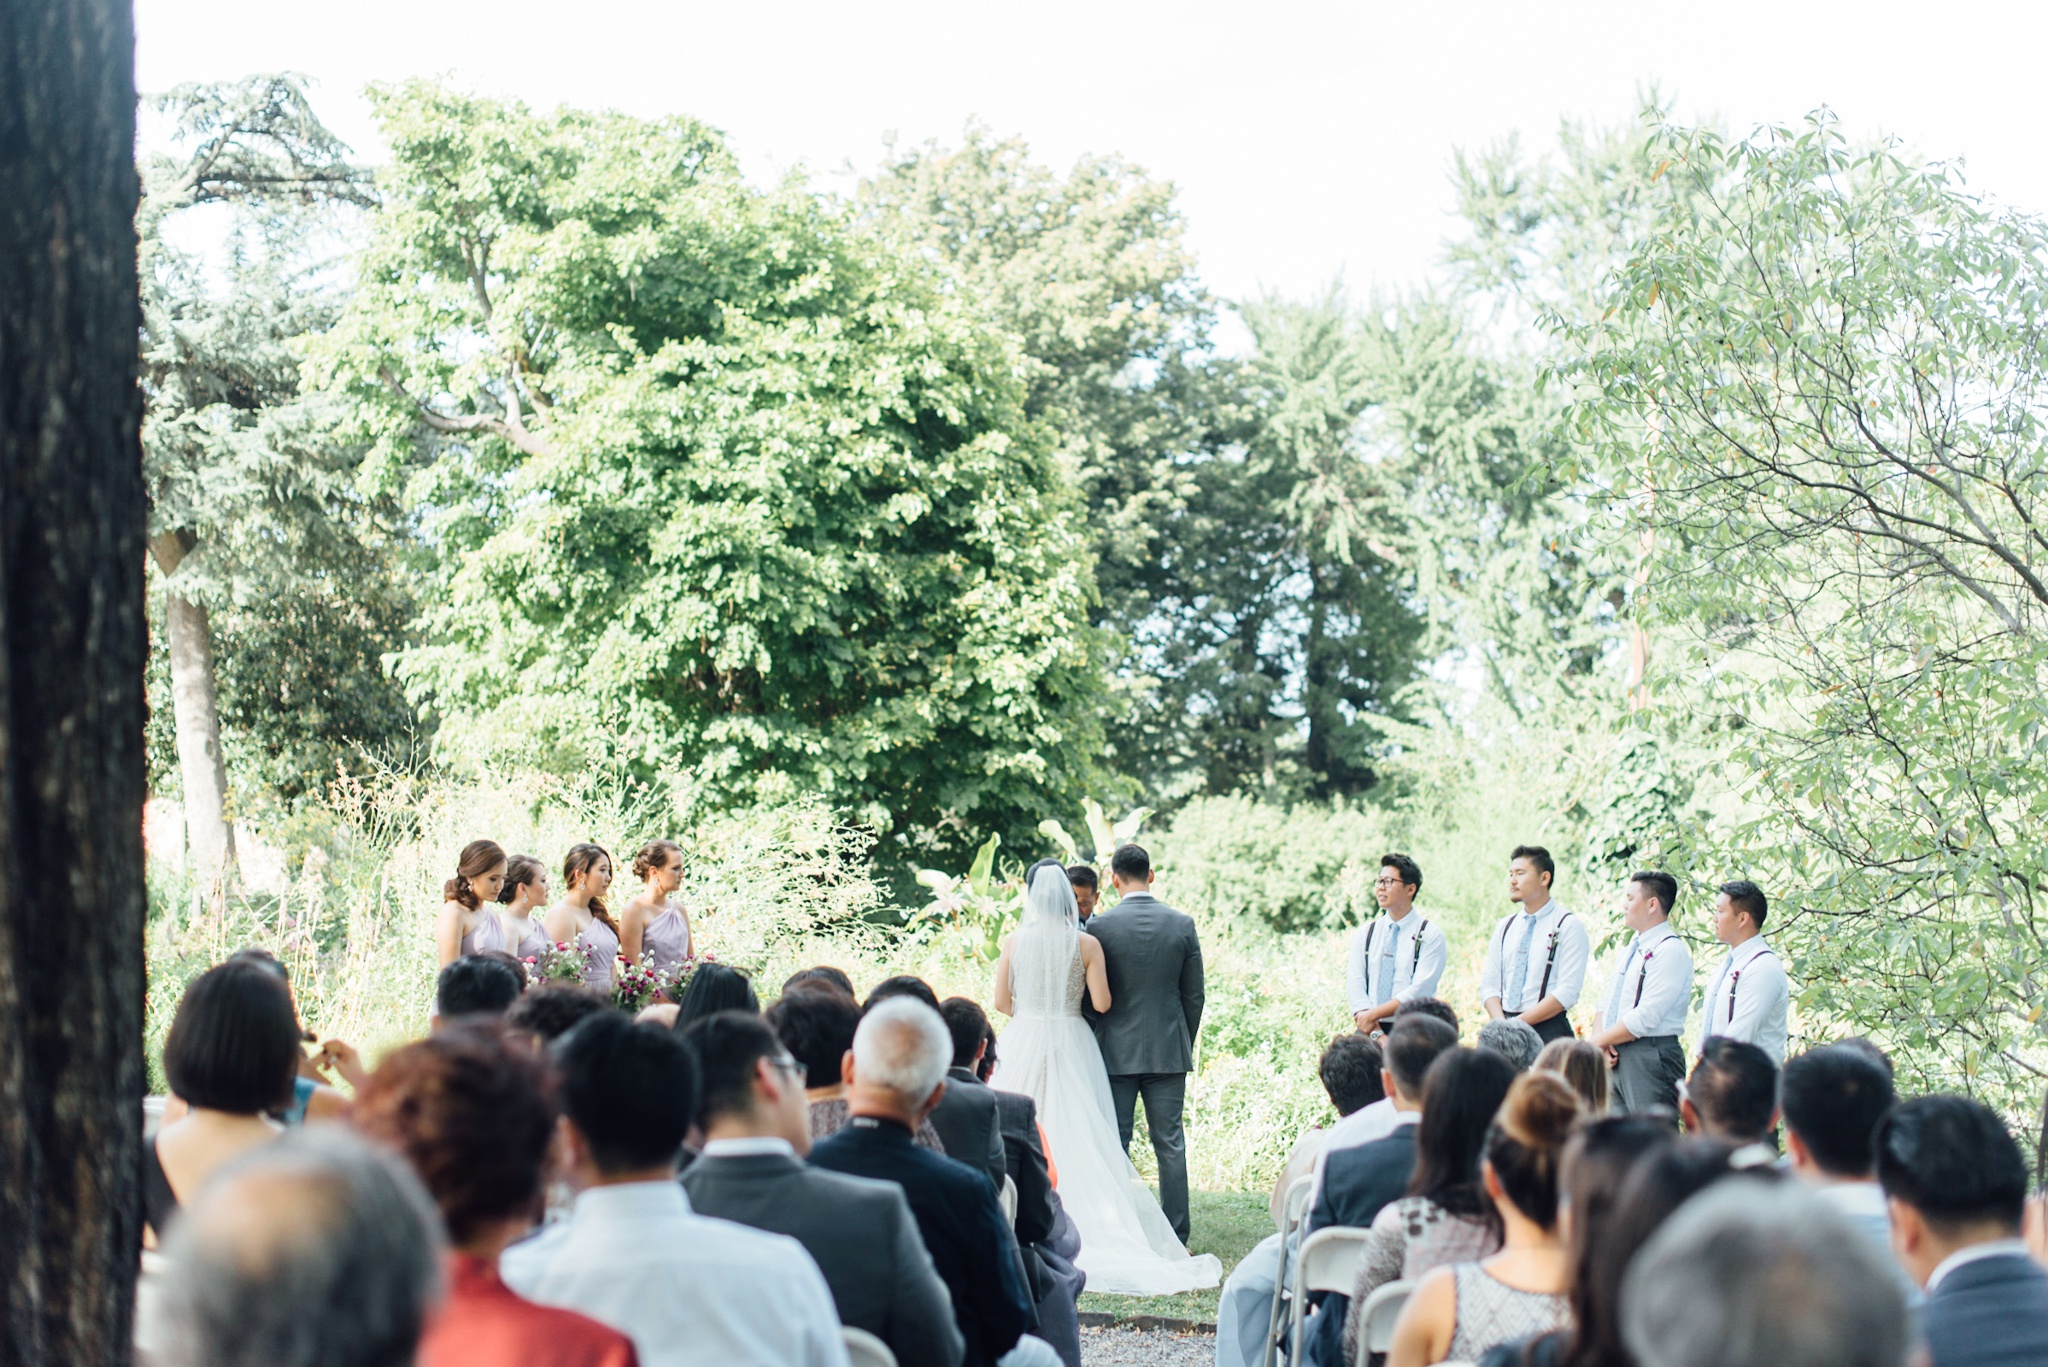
[
  {"left": 1108, "top": 1072, "right": 1190, "bottom": 1242},
  {"left": 1612, "top": 1035, "right": 1687, "bottom": 1116}
]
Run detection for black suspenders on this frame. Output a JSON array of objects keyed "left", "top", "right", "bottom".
[
  {"left": 1726, "top": 949, "right": 1777, "bottom": 1021},
  {"left": 1501, "top": 910, "right": 1569, "bottom": 1008}
]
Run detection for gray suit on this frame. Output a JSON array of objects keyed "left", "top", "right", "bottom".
[
  {"left": 1083, "top": 889, "right": 1205, "bottom": 1241},
  {"left": 929, "top": 1071, "right": 1008, "bottom": 1192},
  {"left": 681, "top": 1147, "right": 966, "bottom": 1367}
]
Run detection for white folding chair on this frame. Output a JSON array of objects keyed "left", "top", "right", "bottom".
[
  {"left": 1260, "top": 1176, "right": 1317, "bottom": 1367},
  {"left": 1352, "top": 1277, "right": 1415, "bottom": 1367},
  {"left": 1287, "top": 1226, "right": 1374, "bottom": 1367},
  {"left": 842, "top": 1326, "right": 898, "bottom": 1367}
]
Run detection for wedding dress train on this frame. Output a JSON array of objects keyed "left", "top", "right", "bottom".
[{"left": 991, "top": 877, "right": 1221, "bottom": 1296}]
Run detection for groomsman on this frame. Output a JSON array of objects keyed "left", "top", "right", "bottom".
[
  {"left": 1698, "top": 879, "right": 1790, "bottom": 1063},
  {"left": 1590, "top": 870, "right": 1694, "bottom": 1115},
  {"left": 1346, "top": 853, "right": 1449, "bottom": 1035},
  {"left": 1479, "top": 845, "right": 1590, "bottom": 1045}
]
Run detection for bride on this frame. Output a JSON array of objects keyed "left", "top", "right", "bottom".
[{"left": 990, "top": 861, "right": 1221, "bottom": 1296}]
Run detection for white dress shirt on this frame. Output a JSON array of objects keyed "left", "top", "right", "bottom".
[
  {"left": 501, "top": 1180, "right": 850, "bottom": 1367},
  {"left": 1598, "top": 921, "right": 1693, "bottom": 1039},
  {"left": 1478, "top": 900, "right": 1590, "bottom": 1013},
  {"left": 1700, "top": 936, "right": 1790, "bottom": 1062},
  {"left": 1345, "top": 912, "right": 1449, "bottom": 1015},
  {"left": 1926, "top": 1239, "right": 2035, "bottom": 1292}
]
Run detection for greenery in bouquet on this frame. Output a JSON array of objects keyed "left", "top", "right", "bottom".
[
  {"left": 612, "top": 959, "right": 664, "bottom": 1014},
  {"left": 526, "top": 940, "right": 585, "bottom": 986}
]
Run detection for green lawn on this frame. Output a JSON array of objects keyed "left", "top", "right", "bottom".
[{"left": 1077, "top": 1188, "right": 1268, "bottom": 1326}]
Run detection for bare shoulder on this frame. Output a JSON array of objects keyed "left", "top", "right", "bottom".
[{"left": 1078, "top": 932, "right": 1104, "bottom": 961}]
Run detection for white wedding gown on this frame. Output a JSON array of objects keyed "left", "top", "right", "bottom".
[{"left": 991, "top": 927, "right": 1221, "bottom": 1296}]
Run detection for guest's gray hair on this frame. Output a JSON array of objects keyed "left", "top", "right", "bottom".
[
  {"left": 853, "top": 996, "right": 953, "bottom": 1103},
  {"left": 1476, "top": 1017, "right": 1544, "bottom": 1073},
  {"left": 1622, "top": 1178, "right": 1909, "bottom": 1367},
  {"left": 155, "top": 1127, "right": 445, "bottom": 1367}
]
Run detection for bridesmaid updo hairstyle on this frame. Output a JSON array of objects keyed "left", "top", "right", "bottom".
[
  {"left": 632, "top": 839, "right": 682, "bottom": 883},
  {"left": 445, "top": 839, "right": 506, "bottom": 910},
  {"left": 497, "top": 854, "right": 546, "bottom": 905},
  {"left": 563, "top": 842, "right": 620, "bottom": 935},
  {"left": 1485, "top": 1070, "right": 1583, "bottom": 1230}
]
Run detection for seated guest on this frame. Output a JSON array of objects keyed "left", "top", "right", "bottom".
[
  {"left": 1679, "top": 1037, "right": 1779, "bottom": 1148},
  {"left": 1387, "top": 1072, "right": 1580, "bottom": 1367},
  {"left": 809, "top": 999, "right": 1058, "bottom": 1367},
  {"left": 1214, "top": 1033, "right": 1384, "bottom": 1367},
  {"left": 1310, "top": 1015, "right": 1460, "bottom": 1230},
  {"left": 681, "top": 1011, "right": 964, "bottom": 1367},
  {"left": 226, "top": 946, "right": 364, "bottom": 1122},
  {"left": 505, "top": 982, "right": 610, "bottom": 1046},
  {"left": 1780, "top": 1044, "right": 1898, "bottom": 1262},
  {"left": 1305, "top": 1034, "right": 1397, "bottom": 1189},
  {"left": 783, "top": 966, "right": 858, "bottom": 998},
  {"left": 1339, "top": 1049, "right": 1518, "bottom": 1367},
  {"left": 768, "top": 985, "right": 946, "bottom": 1153},
  {"left": 865, "top": 975, "right": 943, "bottom": 1012},
  {"left": 1876, "top": 1095, "right": 2048, "bottom": 1367},
  {"left": 1393, "top": 996, "right": 1460, "bottom": 1035},
  {"left": 673, "top": 963, "right": 758, "bottom": 1029},
  {"left": 146, "top": 959, "right": 303, "bottom": 1244},
  {"left": 1477, "top": 1018, "right": 1544, "bottom": 1073},
  {"left": 1623, "top": 1181, "right": 1909, "bottom": 1367},
  {"left": 501, "top": 1013, "right": 847, "bottom": 1367},
  {"left": 926, "top": 999, "right": 1008, "bottom": 1190},
  {"left": 152, "top": 1128, "right": 443, "bottom": 1367},
  {"left": 1531, "top": 1037, "right": 1609, "bottom": 1114},
  {"left": 482, "top": 948, "right": 531, "bottom": 989},
  {"left": 1475, "top": 1114, "right": 1676, "bottom": 1367},
  {"left": 353, "top": 1023, "right": 638, "bottom": 1367},
  {"left": 436, "top": 954, "right": 525, "bottom": 1023}
]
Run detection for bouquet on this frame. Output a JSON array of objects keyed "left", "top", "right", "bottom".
[
  {"left": 658, "top": 950, "right": 718, "bottom": 1004},
  {"left": 525, "top": 941, "right": 585, "bottom": 986},
  {"left": 612, "top": 959, "right": 665, "bottom": 1015}
]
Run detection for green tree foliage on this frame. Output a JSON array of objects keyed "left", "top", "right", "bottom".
[
  {"left": 315, "top": 84, "right": 1109, "bottom": 864},
  {"left": 1564, "top": 111, "right": 2048, "bottom": 1100},
  {"left": 141, "top": 75, "right": 421, "bottom": 820}
]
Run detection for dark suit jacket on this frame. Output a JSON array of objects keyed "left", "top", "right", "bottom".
[
  {"left": 681, "top": 1147, "right": 965, "bottom": 1367},
  {"left": 1302, "top": 1125, "right": 1419, "bottom": 1367},
  {"left": 1924, "top": 1251, "right": 2048, "bottom": 1367},
  {"left": 929, "top": 1069, "right": 1008, "bottom": 1193},
  {"left": 950, "top": 1069, "right": 1053, "bottom": 1247},
  {"left": 811, "top": 1116, "right": 1035, "bottom": 1367},
  {"left": 1084, "top": 891, "right": 1205, "bottom": 1075}
]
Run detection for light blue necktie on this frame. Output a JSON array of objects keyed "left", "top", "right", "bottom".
[
  {"left": 1609, "top": 941, "right": 1641, "bottom": 1021},
  {"left": 1377, "top": 920, "right": 1402, "bottom": 1004},
  {"left": 1507, "top": 914, "right": 1537, "bottom": 1010}
]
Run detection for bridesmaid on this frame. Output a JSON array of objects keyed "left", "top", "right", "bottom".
[
  {"left": 495, "top": 854, "right": 555, "bottom": 962},
  {"left": 434, "top": 840, "right": 507, "bottom": 967},
  {"left": 620, "top": 840, "right": 692, "bottom": 973},
  {"left": 544, "top": 843, "right": 620, "bottom": 991}
]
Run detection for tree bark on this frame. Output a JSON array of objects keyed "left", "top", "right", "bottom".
[
  {"left": 148, "top": 533, "right": 236, "bottom": 882},
  {"left": 0, "top": 0, "right": 150, "bottom": 1361}
]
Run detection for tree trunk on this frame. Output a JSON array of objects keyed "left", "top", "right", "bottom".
[
  {"left": 0, "top": 0, "right": 150, "bottom": 1361},
  {"left": 149, "top": 533, "right": 235, "bottom": 883}
]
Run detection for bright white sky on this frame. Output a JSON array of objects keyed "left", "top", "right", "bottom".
[{"left": 136, "top": 0, "right": 2048, "bottom": 306}]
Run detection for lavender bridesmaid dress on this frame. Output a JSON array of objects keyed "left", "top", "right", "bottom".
[
  {"left": 639, "top": 904, "right": 692, "bottom": 974},
  {"left": 577, "top": 916, "right": 620, "bottom": 991}
]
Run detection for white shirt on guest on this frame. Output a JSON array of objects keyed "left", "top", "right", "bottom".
[
  {"left": 1597, "top": 921, "right": 1693, "bottom": 1039},
  {"left": 1927, "top": 1239, "right": 2035, "bottom": 1292},
  {"left": 1700, "top": 936, "right": 1790, "bottom": 1062},
  {"left": 1306, "top": 1099, "right": 1416, "bottom": 1207},
  {"left": 1345, "top": 912, "right": 1449, "bottom": 1015},
  {"left": 1478, "top": 900, "right": 1590, "bottom": 1013},
  {"left": 501, "top": 1180, "right": 850, "bottom": 1367}
]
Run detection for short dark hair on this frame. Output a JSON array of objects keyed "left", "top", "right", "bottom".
[
  {"left": 1832, "top": 1036, "right": 1894, "bottom": 1080},
  {"left": 1394, "top": 996, "right": 1460, "bottom": 1035},
  {"left": 1510, "top": 845, "right": 1555, "bottom": 882},
  {"left": 551, "top": 1012, "right": 698, "bottom": 1174},
  {"left": 674, "top": 964, "right": 758, "bottom": 1029},
  {"left": 1384, "top": 1014, "right": 1459, "bottom": 1097},
  {"left": 1110, "top": 844, "right": 1151, "bottom": 881},
  {"left": 682, "top": 1010, "right": 787, "bottom": 1125},
  {"left": 1065, "top": 865, "right": 1099, "bottom": 892},
  {"left": 1318, "top": 1033, "right": 1385, "bottom": 1116},
  {"left": 353, "top": 1021, "right": 557, "bottom": 1244},
  {"left": 165, "top": 959, "right": 304, "bottom": 1114},
  {"left": 436, "top": 955, "right": 523, "bottom": 1019},
  {"left": 1378, "top": 853, "right": 1422, "bottom": 895},
  {"left": 781, "top": 966, "right": 855, "bottom": 998},
  {"left": 938, "top": 998, "right": 991, "bottom": 1071},
  {"left": 1875, "top": 1095, "right": 2027, "bottom": 1236},
  {"left": 766, "top": 985, "right": 860, "bottom": 1088},
  {"left": 1718, "top": 880, "right": 1769, "bottom": 929},
  {"left": 1686, "top": 1039, "right": 1778, "bottom": 1144},
  {"left": 1630, "top": 870, "right": 1679, "bottom": 918},
  {"left": 1780, "top": 1046, "right": 1895, "bottom": 1178},
  {"left": 504, "top": 982, "right": 609, "bottom": 1044},
  {"left": 1411, "top": 1048, "right": 1516, "bottom": 1225},
  {"left": 863, "top": 975, "right": 939, "bottom": 1014}
]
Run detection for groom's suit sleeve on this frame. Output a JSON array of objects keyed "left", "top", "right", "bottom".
[{"left": 1180, "top": 919, "right": 1205, "bottom": 1052}]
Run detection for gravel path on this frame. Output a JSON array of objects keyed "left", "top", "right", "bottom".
[{"left": 1080, "top": 1324, "right": 1216, "bottom": 1367}]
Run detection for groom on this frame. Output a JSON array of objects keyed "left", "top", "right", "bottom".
[{"left": 1084, "top": 843, "right": 1205, "bottom": 1243}]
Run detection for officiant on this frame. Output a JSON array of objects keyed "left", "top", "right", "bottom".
[{"left": 1345, "top": 853, "right": 1449, "bottom": 1035}]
